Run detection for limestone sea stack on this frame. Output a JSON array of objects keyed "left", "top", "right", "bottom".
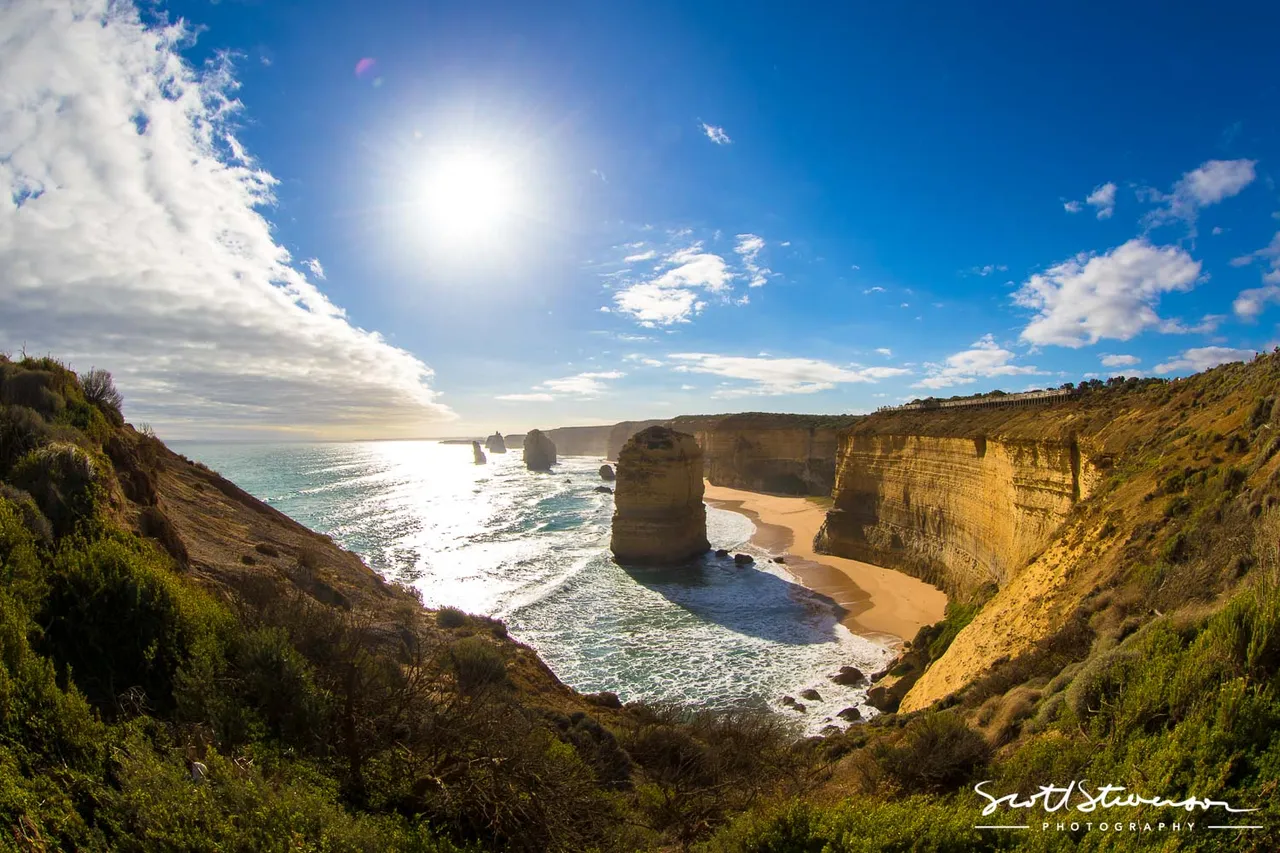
[
  {"left": 523, "top": 429, "right": 557, "bottom": 471},
  {"left": 610, "top": 426, "right": 709, "bottom": 563},
  {"left": 485, "top": 431, "right": 508, "bottom": 453},
  {"left": 599, "top": 464, "right": 615, "bottom": 481},
  {"left": 472, "top": 441, "right": 487, "bottom": 465}
]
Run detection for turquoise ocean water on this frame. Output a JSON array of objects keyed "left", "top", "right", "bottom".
[{"left": 175, "top": 440, "right": 892, "bottom": 733}]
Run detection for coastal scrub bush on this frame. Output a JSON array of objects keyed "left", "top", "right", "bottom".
[
  {"left": 437, "top": 605, "right": 468, "bottom": 628},
  {"left": 79, "top": 367, "right": 124, "bottom": 424},
  {"left": 871, "top": 711, "right": 990, "bottom": 793},
  {"left": 448, "top": 635, "right": 508, "bottom": 691},
  {"left": 9, "top": 443, "right": 101, "bottom": 537},
  {"left": 0, "top": 404, "right": 50, "bottom": 476},
  {"left": 39, "top": 536, "right": 228, "bottom": 715}
]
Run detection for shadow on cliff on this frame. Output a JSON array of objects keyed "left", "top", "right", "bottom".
[{"left": 616, "top": 555, "right": 849, "bottom": 645}]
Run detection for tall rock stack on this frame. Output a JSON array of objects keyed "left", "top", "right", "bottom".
[
  {"left": 523, "top": 429, "right": 557, "bottom": 471},
  {"left": 610, "top": 426, "right": 709, "bottom": 563},
  {"left": 485, "top": 431, "right": 508, "bottom": 454},
  {"left": 472, "top": 441, "right": 487, "bottom": 465}
]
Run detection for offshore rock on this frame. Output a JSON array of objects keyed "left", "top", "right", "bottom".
[
  {"left": 610, "top": 426, "right": 709, "bottom": 564},
  {"left": 523, "top": 429, "right": 557, "bottom": 471},
  {"left": 485, "top": 432, "right": 508, "bottom": 454},
  {"left": 599, "top": 464, "right": 616, "bottom": 481},
  {"left": 472, "top": 441, "right": 487, "bottom": 465}
]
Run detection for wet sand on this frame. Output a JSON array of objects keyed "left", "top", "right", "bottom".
[{"left": 704, "top": 483, "right": 947, "bottom": 647}]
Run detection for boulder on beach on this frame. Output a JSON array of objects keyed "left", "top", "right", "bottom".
[
  {"left": 831, "top": 666, "right": 866, "bottom": 686},
  {"left": 599, "top": 464, "right": 616, "bottom": 481},
  {"left": 523, "top": 429, "right": 557, "bottom": 471},
  {"left": 485, "top": 431, "right": 508, "bottom": 454},
  {"left": 837, "top": 706, "right": 863, "bottom": 722},
  {"left": 715, "top": 549, "right": 731, "bottom": 558},
  {"left": 800, "top": 688, "right": 821, "bottom": 701},
  {"left": 733, "top": 553, "right": 754, "bottom": 565},
  {"left": 609, "top": 426, "right": 710, "bottom": 564},
  {"left": 472, "top": 441, "right": 487, "bottom": 465}
]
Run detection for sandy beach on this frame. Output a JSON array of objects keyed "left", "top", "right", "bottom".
[{"left": 704, "top": 483, "right": 947, "bottom": 646}]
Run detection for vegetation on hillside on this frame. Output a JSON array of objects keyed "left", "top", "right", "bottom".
[{"left": 4, "top": 351, "right": 1280, "bottom": 851}]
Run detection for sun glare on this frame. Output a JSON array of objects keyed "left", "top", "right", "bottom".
[{"left": 422, "top": 150, "right": 517, "bottom": 243}]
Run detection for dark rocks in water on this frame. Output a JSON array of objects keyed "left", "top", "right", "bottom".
[
  {"left": 792, "top": 703, "right": 806, "bottom": 713},
  {"left": 715, "top": 548, "right": 731, "bottom": 558},
  {"left": 837, "top": 706, "right": 863, "bottom": 722},
  {"left": 593, "top": 486, "right": 613, "bottom": 494},
  {"left": 599, "top": 464, "right": 616, "bottom": 481},
  {"left": 800, "top": 688, "right": 821, "bottom": 701},
  {"left": 831, "top": 666, "right": 866, "bottom": 686},
  {"left": 485, "top": 431, "right": 508, "bottom": 454},
  {"left": 523, "top": 429, "right": 557, "bottom": 471},
  {"left": 733, "top": 553, "right": 754, "bottom": 565},
  {"left": 610, "top": 426, "right": 709, "bottom": 564},
  {"left": 471, "top": 441, "right": 487, "bottom": 465},
  {"left": 780, "top": 695, "right": 796, "bottom": 707},
  {"left": 773, "top": 556, "right": 786, "bottom": 563}
]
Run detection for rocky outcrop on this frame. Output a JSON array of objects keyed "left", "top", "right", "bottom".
[
  {"left": 817, "top": 432, "right": 1100, "bottom": 595},
  {"left": 485, "top": 432, "right": 507, "bottom": 454},
  {"left": 671, "top": 413, "right": 857, "bottom": 496},
  {"left": 610, "top": 426, "right": 709, "bottom": 563},
  {"left": 472, "top": 441, "right": 487, "bottom": 465},
  {"left": 523, "top": 430, "right": 556, "bottom": 471},
  {"left": 599, "top": 464, "right": 615, "bottom": 481}
]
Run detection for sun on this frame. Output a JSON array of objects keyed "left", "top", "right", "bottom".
[{"left": 422, "top": 150, "right": 516, "bottom": 243}]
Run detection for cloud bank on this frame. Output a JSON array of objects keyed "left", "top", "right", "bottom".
[{"left": 0, "top": 0, "right": 451, "bottom": 438}]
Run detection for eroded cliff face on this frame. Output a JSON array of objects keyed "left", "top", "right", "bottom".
[
  {"left": 611, "top": 426, "right": 709, "bottom": 563},
  {"left": 675, "top": 414, "right": 856, "bottom": 496},
  {"left": 817, "top": 433, "right": 1101, "bottom": 594}
]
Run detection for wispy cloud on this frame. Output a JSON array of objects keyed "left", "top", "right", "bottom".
[
  {"left": 701, "top": 122, "right": 731, "bottom": 145},
  {"left": 913, "top": 334, "right": 1041, "bottom": 389},
  {"left": 624, "top": 249, "right": 657, "bottom": 263},
  {"left": 863, "top": 286, "right": 886, "bottom": 294},
  {"left": 875, "top": 347, "right": 892, "bottom": 356},
  {"left": 1230, "top": 232, "right": 1280, "bottom": 319},
  {"left": 1143, "top": 159, "right": 1257, "bottom": 234},
  {"left": 1014, "top": 239, "right": 1203, "bottom": 347},
  {"left": 0, "top": 0, "right": 452, "bottom": 438},
  {"left": 1086, "top": 182, "right": 1117, "bottom": 219},
  {"left": 1100, "top": 354, "right": 1140, "bottom": 367},
  {"left": 734, "top": 233, "right": 770, "bottom": 287},
  {"left": 303, "top": 258, "right": 326, "bottom": 280},
  {"left": 1154, "top": 346, "right": 1256, "bottom": 375},
  {"left": 967, "top": 264, "right": 1008, "bottom": 277},
  {"left": 669, "top": 353, "right": 909, "bottom": 397},
  {"left": 499, "top": 370, "right": 627, "bottom": 401}
]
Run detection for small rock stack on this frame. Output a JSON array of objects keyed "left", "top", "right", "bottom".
[{"left": 523, "top": 429, "right": 557, "bottom": 471}]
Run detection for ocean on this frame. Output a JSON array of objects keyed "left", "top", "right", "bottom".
[{"left": 174, "top": 440, "right": 892, "bottom": 734}]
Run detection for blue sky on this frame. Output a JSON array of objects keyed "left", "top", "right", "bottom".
[{"left": 3, "top": 0, "right": 1280, "bottom": 438}]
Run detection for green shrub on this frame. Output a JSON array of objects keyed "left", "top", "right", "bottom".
[
  {"left": 79, "top": 368, "right": 124, "bottom": 425},
  {"left": 872, "top": 712, "right": 990, "bottom": 793},
  {"left": 40, "top": 537, "right": 228, "bottom": 715},
  {"left": 1163, "top": 494, "right": 1192, "bottom": 518},
  {"left": 437, "top": 605, "right": 469, "bottom": 628},
  {"left": 447, "top": 635, "right": 507, "bottom": 691},
  {"left": 0, "top": 404, "right": 51, "bottom": 477},
  {"left": 9, "top": 443, "right": 101, "bottom": 537},
  {"left": 0, "top": 367, "right": 65, "bottom": 418}
]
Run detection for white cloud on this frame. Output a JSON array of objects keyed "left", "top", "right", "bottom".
[
  {"left": 495, "top": 393, "right": 555, "bottom": 402},
  {"left": 1230, "top": 232, "right": 1280, "bottom": 320},
  {"left": 701, "top": 123, "right": 731, "bottom": 144},
  {"left": 1212, "top": 226, "right": 1225, "bottom": 236},
  {"left": 1154, "top": 347, "right": 1256, "bottom": 375},
  {"left": 624, "top": 249, "right": 656, "bottom": 263},
  {"left": 875, "top": 347, "right": 892, "bottom": 356},
  {"left": 612, "top": 241, "right": 744, "bottom": 326},
  {"left": 669, "top": 353, "right": 909, "bottom": 397},
  {"left": 1144, "top": 159, "right": 1257, "bottom": 232},
  {"left": 679, "top": 384, "right": 695, "bottom": 390},
  {"left": 969, "top": 263, "right": 1008, "bottom": 277},
  {"left": 624, "top": 354, "right": 664, "bottom": 367},
  {"left": 501, "top": 370, "right": 626, "bottom": 401},
  {"left": 1086, "top": 182, "right": 1117, "bottom": 219},
  {"left": 1064, "top": 200, "right": 1083, "bottom": 214},
  {"left": 1014, "top": 239, "right": 1202, "bottom": 347},
  {"left": 613, "top": 283, "right": 703, "bottom": 326},
  {"left": 302, "top": 258, "right": 326, "bottom": 280},
  {"left": 1100, "top": 354, "right": 1140, "bottom": 367},
  {"left": 863, "top": 286, "right": 886, "bottom": 294},
  {"left": 734, "top": 233, "right": 770, "bottom": 287},
  {"left": 913, "top": 334, "right": 1041, "bottom": 389},
  {"left": 0, "top": 0, "right": 454, "bottom": 439}
]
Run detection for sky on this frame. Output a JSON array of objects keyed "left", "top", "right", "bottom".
[{"left": 3, "top": 0, "right": 1280, "bottom": 439}]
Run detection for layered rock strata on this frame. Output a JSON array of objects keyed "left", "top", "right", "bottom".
[{"left": 610, "top": 426, "right": 709, "bottom": 563}]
